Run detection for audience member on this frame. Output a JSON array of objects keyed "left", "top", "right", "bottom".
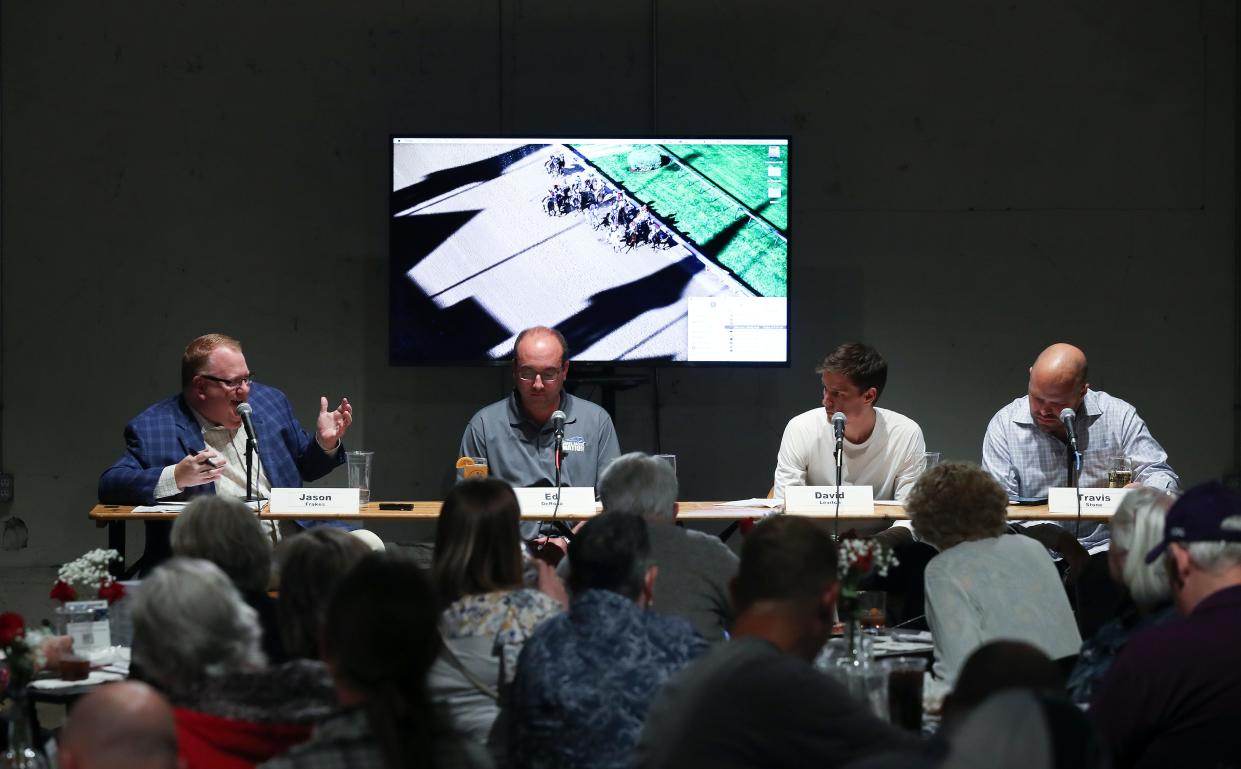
[
  {"left": 942, "top": 640, "right": 1066, "bottom": 733},
  {"left": 1090, "top": 481, "right": 1241, "bottom": 768},
  {"left": 58, "top": 681, "right": 183, "bottom": 769},
  {"left": 639, "top": 515, "right": 914, "bottom": 769},
  {"left": 846, "top": 640, "right": 1067, "bottom": 769},
  {"left": 427, "top": 478, "right": 563, "bottom": 763},
  {"left": 942, "top": 689, "right": 1108, "bottom": 769},
  {"left": 259, "top": 552, "right": 476, "bottom": 769},
  {"left": 908, "top": 462, "right": 1080, "bottom": 684},
  {"left": 132, "top": 558, "right": 335, "bottom": 769},
  {"left": 273, "top": 527, "right": 371, "bottom": 660},
  {"left": 510, "top": 514, "right": 706, "bottom": 769},
  {"left": 172, "top": 495, "right": 286, "bottom": 663},
  {"left": 1067, "top": 487, "right": 1176, "bottom": 704},
  {"left": 590, "top": 451, "right": 738, "bottom": 641}
]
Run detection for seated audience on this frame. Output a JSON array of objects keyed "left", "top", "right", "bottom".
[
  {"left": 908, "top": 462, "right": 1081, "bottom": 684},
  {"left": 273, "top": 527, "right": 372, "bottom": 660},
  {"left": 427, "top": 479, "right": 563, "bottom": 762},
  {"left": 639, "top": 515, "right": 915, "bottom": 769},
  {"left": 1066, "top": 487, "right": 1176, "bottom": 704},
  {"left": 259, "top": 552, "right": 476, "bottom": 769},
  {"left": 510, "top": 514, "right": 706, "bottom": 769},
  {"left": 58, "top": 681, "right": 182, "bottom": 769},
  {"left": 172, "top": 495, "right": 286, "bottom": 663},
  {"left": 1090, "top": 481, "right": 1241, "bottom": 768},
  {"left": 942, "top": 689, "right": 1108, "bottom": 769},
  {"left": 591, "top": 451, "right": 738, "bottom": 641},
  {"left": 132, "top": 557, "right": 335, "bottom": 769}
]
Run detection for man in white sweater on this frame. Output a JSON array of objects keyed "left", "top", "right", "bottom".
[{"left": 773, "top": 342, "right": 926, "bottom": 506}]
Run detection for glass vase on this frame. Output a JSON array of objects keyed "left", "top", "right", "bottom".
[{"left": 3, "top": 690, "right": 50, "bottom": 769}]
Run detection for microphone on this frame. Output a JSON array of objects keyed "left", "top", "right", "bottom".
[
  {"left": 1059, "top": 407, "right": 1078, "bottom": 453},
  {"left": 236, "top": 402, "right": 258, "bottom": 446},
  {"left": 832, "top": 411, "right": 847, "bottom": 442},
  {"left": 551, "top": 410, "right": 566, "bottom": 439}
]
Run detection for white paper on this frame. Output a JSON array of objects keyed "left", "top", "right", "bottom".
[{"left": 715, "top": 498, "right": 783, "bottom": 508}]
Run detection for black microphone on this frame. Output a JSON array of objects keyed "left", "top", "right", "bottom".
[
  {"left": 1059, "top": 407, "right": 1078, "bottom": 453},
  {"left": 832, "top": 411, "right": 846, "bottom": 442},
  {"left": 551, "top": 410, "right": 566, "bottom": 440},
  {"left": 237, "top": 402, "right": 258, "bottom": 446}
]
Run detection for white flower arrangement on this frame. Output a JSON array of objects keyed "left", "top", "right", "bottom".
[
  {"left": 837, "top": 538, "right": 898, "bottom": 585},
  {"left": 51, "top": 548, "right": 123, "bottom": 603}
]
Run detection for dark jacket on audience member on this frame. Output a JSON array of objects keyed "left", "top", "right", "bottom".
[{"left": 1090, "top": 584, "right": 1241, "bottom": 769}]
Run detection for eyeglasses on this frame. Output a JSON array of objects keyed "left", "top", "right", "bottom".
[
  {"left": 200, "top": 373, "right": 253, "bottom": 389},
  {"left": 516, "top": 368, "right": 563, "bottom": 383}
]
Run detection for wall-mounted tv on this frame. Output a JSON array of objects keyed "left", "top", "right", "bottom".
[{"left": 390, "top": 137, "right": 788, "bottom": 365}]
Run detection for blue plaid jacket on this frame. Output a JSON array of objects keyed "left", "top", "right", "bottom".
[{"left": 98, "top": 382, "right": 344, "bottom": 507}]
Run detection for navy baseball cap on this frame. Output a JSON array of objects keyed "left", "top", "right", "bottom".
[{"left": 1145, "top": 481, "right": 1241, "bottom": 564}]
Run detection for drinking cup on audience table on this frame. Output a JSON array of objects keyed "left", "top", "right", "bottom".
[
  {"left": 922, "top": 452, "right": 941, "bottom": 472},
  {"left": 347, "top": 451, "right": 374, "bottom": 504},
  {"left": 59, "top": 654, "right": 91, "bottom": 682},
  {"left": 654, "top": 454, "right": 677, "bottom": 476},
  {"left": 885, "top": 656, "right": 927, "bottom": 732},
  {"left": 858, "top": 590, "right": 886, "bottom": 633},
  {"left": 1107, "top": 455, "right": 1133, "bottom": 488},
  {"left": 455, "top": 456, "right": 489, "bottom": 482}
]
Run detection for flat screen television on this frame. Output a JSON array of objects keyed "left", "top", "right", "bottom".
[{"left": 390, "top": 137, "right": 789, "bottom": 365}]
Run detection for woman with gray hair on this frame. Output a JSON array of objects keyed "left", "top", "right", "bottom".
[
  {"left": 1066, "top": 486, "right": 1177, "bottom": 703},
  {"left": 907, "top": 462, "right": 1081, "bottom": 685},
  {"left": 132, "top": 557, "right": 335, "bottom": 769},
  {"left": 172, "top": 495, "right": 286, "bottom": 662}
]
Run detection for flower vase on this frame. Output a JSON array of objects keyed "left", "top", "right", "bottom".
[
  {"left": 831, "top": 600, "right": 888, "bottom": 721},
  {"left": 3, "top": 690, "right": 50, "bottom": 769}
]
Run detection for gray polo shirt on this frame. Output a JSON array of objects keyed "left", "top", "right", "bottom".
[{"left": 460, "top": 390, "right": 621, "bottom": 491}]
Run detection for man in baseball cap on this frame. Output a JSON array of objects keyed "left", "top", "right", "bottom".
[{"left": 1090, "top": 481, "right": 1241, "bottom": 768}]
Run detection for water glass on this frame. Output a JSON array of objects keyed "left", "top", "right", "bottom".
[{"left": 347, "top": 451, "right": 374, "bottom": 504}]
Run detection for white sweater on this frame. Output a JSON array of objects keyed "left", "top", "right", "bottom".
[{"left": 772, "top": 406, "right": 926, "bottom": 502}]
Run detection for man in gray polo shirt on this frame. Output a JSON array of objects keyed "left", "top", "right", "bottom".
[{"left": 460, "top": 326, "right": 620, "bottom": 538}]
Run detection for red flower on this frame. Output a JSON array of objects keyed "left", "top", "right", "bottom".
[
  {"left": 49, "top": 580, "right": 77, "bottom": 603},
  {"left": 855, "top": 551, "right": 874, "bottom": 574},
  {"left": 97, "top": 579, "right": 126, "bottom": 605},
  {"left": 0, "top": 612, "right": 25, "bottom": 646}
]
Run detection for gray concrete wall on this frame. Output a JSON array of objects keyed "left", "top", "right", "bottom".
[{"left": 0, "top": 1, "right": 1234, "bottom": 616}]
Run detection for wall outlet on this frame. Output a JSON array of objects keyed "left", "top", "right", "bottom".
[{"left": 0, "top": 473, "right": 12, "bottom": 503}]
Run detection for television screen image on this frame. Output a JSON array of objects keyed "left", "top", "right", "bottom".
[{"left": 390, "top": 137, "right": 788, "bottom": 365}]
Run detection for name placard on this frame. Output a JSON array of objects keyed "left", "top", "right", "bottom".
[
  {"left": 513, "top": 487, "right": 597, "bottom": 516},
  {"left": 270, "top": 488, "right": 361, "bottom": 514},
  {"left": 1048, "top": 487, "right": 1130, "bottom": 515},
  {"left": 784, "top": 486, "right": 875, "bottom": 514}
]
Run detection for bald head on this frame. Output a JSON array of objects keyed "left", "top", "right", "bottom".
[
  {"left": 59, "top": 682, "right": 182, "bottom": 769},
  {"left": 1027, "top": 343, "right": 1089, "bottom": 435}
]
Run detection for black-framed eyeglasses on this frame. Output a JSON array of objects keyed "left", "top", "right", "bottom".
[
  {"left": 200, "top": 373, "right": 253, "bottom": 389},
  {"left": 516, "top": 368, "right": 563, "bottom": 383}
]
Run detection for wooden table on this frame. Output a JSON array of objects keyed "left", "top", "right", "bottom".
[{"left": 91, "top": 500, "right": 1098, "bottom": 568}]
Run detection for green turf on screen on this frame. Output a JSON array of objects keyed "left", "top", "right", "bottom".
[{"left": 579, "top": 144, "right": 787, "bottom": 298}]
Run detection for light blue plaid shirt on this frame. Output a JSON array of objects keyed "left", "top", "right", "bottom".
[{"left": 982, "top": 389, "right": 1179, "bottom": 548}]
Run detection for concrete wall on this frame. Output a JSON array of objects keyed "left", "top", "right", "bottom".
[{"left": 0, "top": 1, "right": 1234, "bottom": 615}]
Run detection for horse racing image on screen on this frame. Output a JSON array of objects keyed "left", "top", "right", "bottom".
[{"left": 390, "top": 137, "right": 789, "bottom": 364}]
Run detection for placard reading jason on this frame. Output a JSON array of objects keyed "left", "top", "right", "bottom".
[
  {"left": 1048, "top": 487, "right": 1131, "bottom": 515},
  {"left": 512, "top": 487, "right": 598, "bottom": 516},
  {"left": 783, "top": 486, "right": 875, "bottom": 515},
  {"left": 270, "top": 488, "right": 362, "bottom": 514}
]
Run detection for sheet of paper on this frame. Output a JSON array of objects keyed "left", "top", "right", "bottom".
[{"left": 715, "top": 498, "right": 783, "bottom": 508}]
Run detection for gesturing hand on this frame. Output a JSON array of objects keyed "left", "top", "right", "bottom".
[
  {"left": 174, "top": 449, "right": 226, "bottom": 490},
  {"left": 317, "top": 396, "right": 353, "bottom": 450}
]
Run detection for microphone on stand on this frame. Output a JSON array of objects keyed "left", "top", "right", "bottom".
[
  {"left": 831, "top": 411, "right": 847, "bottom": 541},
  {"left": 237, "top": 402, "right": 258, "bottom": 446},
  {"left": 236, "top": 403, "right": 259, "bottom": 503},
  {"left": 1059, "top": 407, "right": 1078, "bottom": 454},
  {"left": 544, "top": 410, "right": 571, "bottom": 542}
]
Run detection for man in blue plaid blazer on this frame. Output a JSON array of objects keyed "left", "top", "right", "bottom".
[{"left": 99, "top": 334, "right": 353, "bottom": 569}]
